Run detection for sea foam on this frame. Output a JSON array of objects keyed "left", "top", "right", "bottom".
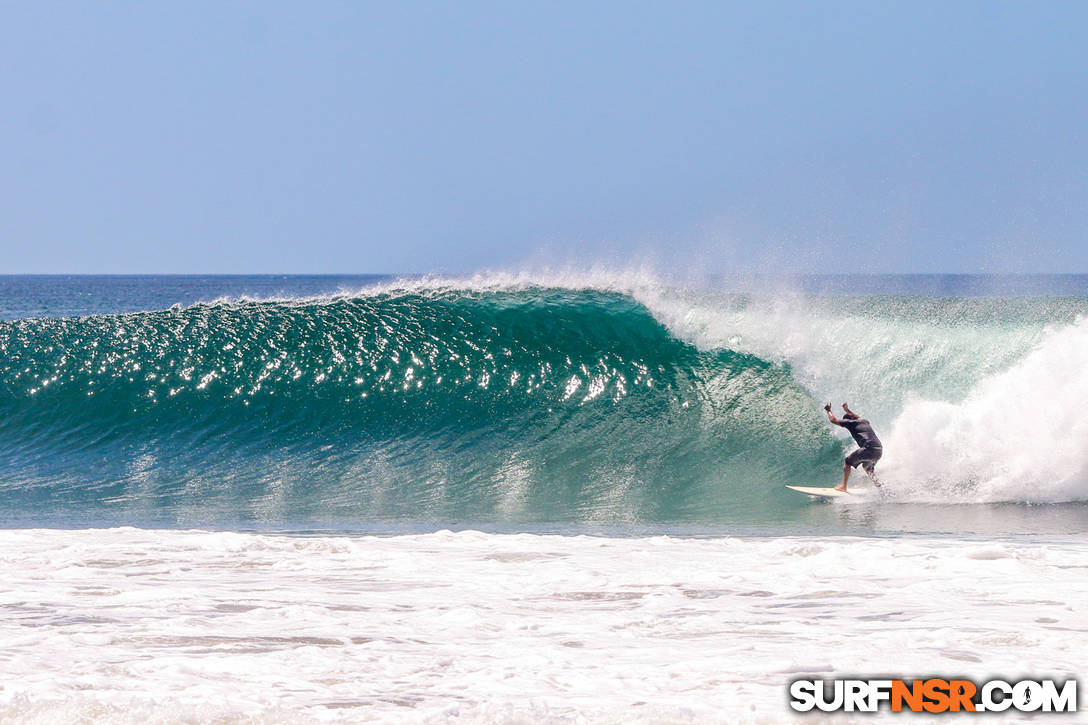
[{"left": 0, "top": 527, "right": 1083, "bottom": 723}]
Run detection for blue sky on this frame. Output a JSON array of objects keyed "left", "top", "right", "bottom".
[{"left": 1, "top": 1, "right": 1086, "bottom": 273}]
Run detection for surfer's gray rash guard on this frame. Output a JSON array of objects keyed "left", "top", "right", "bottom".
[{"left": 837, "top": 418, "right": 882, "bottom": 449}]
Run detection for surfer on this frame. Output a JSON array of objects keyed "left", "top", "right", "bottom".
[{"left": 824, "top": 402, "right": 882, "bottom": 492}]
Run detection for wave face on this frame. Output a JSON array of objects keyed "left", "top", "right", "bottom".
[
  {"left": 0, "top": 285, "right": 837, "bottom": 523},
  {"left": 1, "top": 276, "right": 1086, "bottom": 524}
]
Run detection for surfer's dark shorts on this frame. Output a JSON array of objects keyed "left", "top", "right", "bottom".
[{"left": 846, "top": 446, "right": 882, "bottom": 470}]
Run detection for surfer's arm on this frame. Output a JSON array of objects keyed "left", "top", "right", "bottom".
[{"left": 824, "top": 406, "right": 842, "bottom": 426}]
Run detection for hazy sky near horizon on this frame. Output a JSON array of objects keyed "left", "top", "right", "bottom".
[{"left": 2, "top": 1, "right": 1086, "bottom": 274}]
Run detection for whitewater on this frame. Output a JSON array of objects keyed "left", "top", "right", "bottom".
[
  {"left": 1, "top": 528, "right": 1083, "bottom": 724},
  {"left": 0, "top": 273, "right": 1086, "bottom": 722}
]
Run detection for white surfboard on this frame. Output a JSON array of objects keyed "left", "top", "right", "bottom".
[{"left": 785, "top": 485, "right": 851, "bottom": 498}]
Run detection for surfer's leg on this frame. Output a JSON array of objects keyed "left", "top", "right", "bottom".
[
  {"left": 839, "top": 448, "right": 869, "bottom": 491},
  {"left": 835, "top": 461, "right": 851, "bottom": 491},
  {"left": 861, "top": 449, "right": 882, "bottom": 487}
]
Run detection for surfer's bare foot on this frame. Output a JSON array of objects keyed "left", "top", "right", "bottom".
[{"left": 833, "top": 485, "right": 847, "bottom": 492}]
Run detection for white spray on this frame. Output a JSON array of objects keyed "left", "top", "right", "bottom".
[{"left": 879, "top": 316, "right": 1088, "bottom": 503}]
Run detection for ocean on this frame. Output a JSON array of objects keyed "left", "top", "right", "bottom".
[{"left": 0, "top": 273, "right": 1085, "bottom": 722}]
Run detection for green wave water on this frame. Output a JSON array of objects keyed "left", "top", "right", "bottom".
[
  {"left": 3, "top": 275, "right": 1087, "bottom": 527},
  {"left": 0, "top": 287, "right": 841, "bottom": 524}
]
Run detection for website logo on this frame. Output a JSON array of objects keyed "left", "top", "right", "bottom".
[{"left": 789, "top": 678, "right": 1078, "bottom": 713}]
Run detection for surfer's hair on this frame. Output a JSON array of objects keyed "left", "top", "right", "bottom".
[{"left": 843, "top": 411, "right": 861, "bottom": 420}]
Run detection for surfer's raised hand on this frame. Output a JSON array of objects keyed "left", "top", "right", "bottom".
[{"left": 824, "top": 403, "right": 831, "bottom": 412}]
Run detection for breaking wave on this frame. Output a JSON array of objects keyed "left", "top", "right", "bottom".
[{"left": 0, "top": 272, "right": 1084, "bottom": 523}]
